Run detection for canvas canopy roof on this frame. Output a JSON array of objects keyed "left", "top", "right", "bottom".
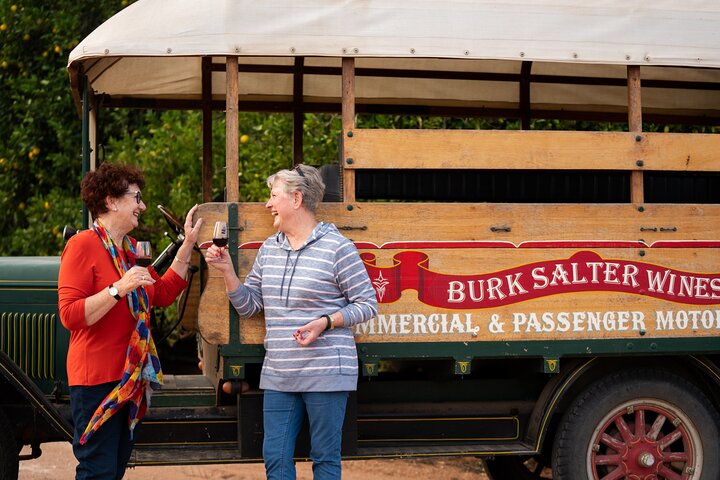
[{"left": 68, "top": 0, "right": 720, "bottom": 122}]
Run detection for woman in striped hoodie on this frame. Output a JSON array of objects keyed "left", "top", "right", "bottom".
[{"left": 205, "top": 164, "right": 378, "bottom": 480}]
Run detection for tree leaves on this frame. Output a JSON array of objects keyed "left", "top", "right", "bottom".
[{"left": 0, "top": 0, "right": 122, "bottom": 255}]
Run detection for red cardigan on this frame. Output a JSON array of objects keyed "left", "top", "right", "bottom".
[{"left": 58, "top": 229, "right": 187, "bottom": 386}]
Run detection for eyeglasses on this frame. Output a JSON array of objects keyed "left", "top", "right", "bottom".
[
  {"left": 124, "top": 191, "right": 143, "bottom": 204},
  {"left": 295, "top": 165, "right": 305, "bottom": 178}
]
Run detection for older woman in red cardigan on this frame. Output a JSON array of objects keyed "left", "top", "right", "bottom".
[{"left": 58, "top": 163, "right": 202, "bottom": 480}]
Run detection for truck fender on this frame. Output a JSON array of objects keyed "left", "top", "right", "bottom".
[
  {"left": 524, "top": 355, "right": 720, "bottom": 456},
  {"left": 0, "top": 351, "right": 72, "bottom": 441},
  {"left": 688, "top": 354, "right": 720, "bottom": 405},
  {"left": 522, "top": 357, "right": 597, "bottom": 453}
]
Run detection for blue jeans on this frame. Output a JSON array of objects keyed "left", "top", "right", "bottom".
[
  {"left": 70, "top": 382, "right": 134, "bottom": 480},
  {"left": 263, "top": 390, "right": 349, "bottom": 480}
]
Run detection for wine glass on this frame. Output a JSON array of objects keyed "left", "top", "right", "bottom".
[
  {"left": 213, "top": 221, "right": 228, "bottom": 248},
  {"left": 135, "top": 241, "right": 153, "bottom": 267}
]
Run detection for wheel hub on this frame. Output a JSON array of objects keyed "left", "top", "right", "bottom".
[
  {"left": 622, "top": 438, "right": 660, "bottom": 477},
  {"left": 590, "top": 403, "right": 695, "bottom": 479},
  {"left": 637, "top": 451, "right": 655, "bottom": 468},
  {"left": 604, "top": 435, "right": 663, "bottom": 478}
]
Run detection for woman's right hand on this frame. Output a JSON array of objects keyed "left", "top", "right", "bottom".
[
  {"left": 115, "top": 265, "right": 155, "bottom": 295},
  {"left": 205, "top": 245, "right": 242, "bottom": 292},
  {"left": 205, "top": 245, "right": 234, "bottom": 273}
]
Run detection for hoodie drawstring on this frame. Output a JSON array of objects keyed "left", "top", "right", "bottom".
[{"left": 279, "top": 249, "right": 304, "bottom": 306}]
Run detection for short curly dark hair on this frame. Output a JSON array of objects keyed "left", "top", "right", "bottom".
[{"left": 81, "top": 163, "right": 145, "bottom": 218}]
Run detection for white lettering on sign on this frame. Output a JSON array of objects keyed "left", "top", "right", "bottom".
[
  {"left": 448, "top": 262, "right": 648, "bottom": 304},
  {"left": 655, "top": 310, "right": 720, "bottom": 330},
  {"left": 510, "top": 311, "right": 646, "bottom": 334},
  {"left": 531, "top": 262, "right": 640, "bottom": 289},
  {"left": 447, "top": 273, "right": 528, "bottom": 303},
  {"left": 354, "top": 310, "right": 720, "bottom": 337},
  {"left": 355, "top": 313, "right": 479, "bottom": 336},
  {"left": 442, "top": 259, "right": 720, "bottom": 307},
  {"left": 648, "top": 271, "right": 720, "bottom": 299}
]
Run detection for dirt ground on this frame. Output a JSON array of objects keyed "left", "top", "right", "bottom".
[{"left": 19, "top": 443, "right": 489, "bottom": 479}]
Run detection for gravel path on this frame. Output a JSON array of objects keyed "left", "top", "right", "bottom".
[{"left": 19, "top": 443, "right": 489, "bottom": 479}]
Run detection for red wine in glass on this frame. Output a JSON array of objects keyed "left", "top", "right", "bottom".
[
  {"left": 135, "top": 257, "right": 152, "bottom": 267},
  {"left": 135, "top": 241, "right": 152, "bottom": 267},
  {"left": 213, "top": 222, "right": 228, "bottom": 247}
]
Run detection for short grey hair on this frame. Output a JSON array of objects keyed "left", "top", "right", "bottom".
[{"left": 267, "top": 164, "right": 325, "bottom": 214}]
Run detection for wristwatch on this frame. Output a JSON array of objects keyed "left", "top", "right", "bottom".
[
  {"left": 323, "top": 314, "right": 335, "bottom": 331},
  {"left": 108, "top": 284, "right": 122, "bottom": 300}
]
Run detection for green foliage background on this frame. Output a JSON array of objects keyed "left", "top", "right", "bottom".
[
  {"left": 1, "top": 1, "right": 117, "bottom": 255},
  {"left": 0, "top": 0, "right": 342, "bottom": 257}
]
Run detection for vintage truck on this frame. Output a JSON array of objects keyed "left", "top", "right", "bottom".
[{"left": 2, "top": 1, "right": 720, "bottom": 479}]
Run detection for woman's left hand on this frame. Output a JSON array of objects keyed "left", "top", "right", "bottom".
[
  {"left": 183, "top": 204, "right": 203, "bottom": 246},
  {"left": 170, "top": 205, "right": 203, "bottom": 273},
  {"left": 293, "top": 318, "right": 326, "bottom": 346}
]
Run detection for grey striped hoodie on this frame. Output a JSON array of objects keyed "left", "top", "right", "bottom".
[{"left": 228, "top": 222, "right": 378, "bottom": 392}]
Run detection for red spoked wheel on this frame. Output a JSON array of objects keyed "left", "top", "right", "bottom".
[
  {"left": 552, "top": 369, "right": 720, "bottom": 480},
  {"left": 588, "top": 399, "right": 698, "bottom": 480}
]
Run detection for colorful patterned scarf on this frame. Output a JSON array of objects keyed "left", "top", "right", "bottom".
[{"left": 79, "top": 219, "right": 163, "bottom": 445}]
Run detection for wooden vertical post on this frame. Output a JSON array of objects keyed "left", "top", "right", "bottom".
[
  {"left": 202, "top": 57, "right": 213, "bottom": 203},
  {"left": 519, "top": 61, "right": 532, "bottom": 130},
  {"left": 292, "top": 57, "right": 305, "bottom": 167},
  {"left": 342, "top": 57, "right": 356, "bottom": 203},
  {"left": 628, "top": 65, "right": 643, "bottom": 205},
  {"left": 226, "top": 56, "right": 239, "bottom": 203},
  {"left": 81, "top": 76, "right": 96, "bottom": 228},
  {"left": 88, "top": 102, "right": 98, "bottom": 228}
]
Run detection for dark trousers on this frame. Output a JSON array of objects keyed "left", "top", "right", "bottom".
[{"left": 70, "top": 382, "right": 134, "bottom": 480}]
